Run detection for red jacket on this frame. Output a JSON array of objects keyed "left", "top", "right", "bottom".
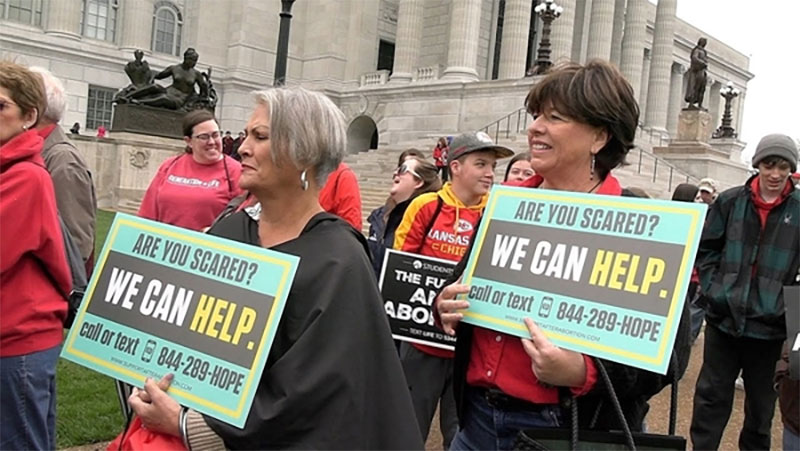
[
  {"left": 319, "top": 163, "right": 363, "bottom": 231},
  {"left": 1, "top": 130, "right": 71, "bottom": 357}
]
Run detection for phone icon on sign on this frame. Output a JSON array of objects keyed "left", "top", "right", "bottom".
[
  {"left": 141, "top": 339, "right": 156, "bottom": 363},
  {"left": 539, "top": 297, "right": 554, "bottom": 318}
]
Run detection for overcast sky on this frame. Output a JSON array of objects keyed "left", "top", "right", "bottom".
[{"left": 673, "top": 0, "right": 799, "bottom": 162}]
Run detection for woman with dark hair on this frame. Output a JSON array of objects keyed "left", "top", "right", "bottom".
[
  {"left": 434, "top": 60, "right": 690, "bottom": 450},
  {"left": 367, "top": 156, "right": 442, "bottom": 276},
  {"left": 138, "top": 109, "right": 243, "bottom": 231},
  {"left": 0, "top": 61, "right": 71, "bottom": 450},
  {"left": 503, "top": 152, "right": 534, "bottom": 182},
  {"left": 672, "top": 183, "right": 699, "bottom": 202}
]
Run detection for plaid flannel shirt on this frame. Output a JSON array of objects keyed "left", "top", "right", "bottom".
[{"left": 697, "top": 176, "right": 800, "bottom": 340}]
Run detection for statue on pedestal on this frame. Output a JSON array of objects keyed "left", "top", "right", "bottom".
[
  {"left": 114, "top": 48, "right": 216, "bottom": 112},
  {"left": 684, "top": 38, "right": 708, "bottom": 110}
]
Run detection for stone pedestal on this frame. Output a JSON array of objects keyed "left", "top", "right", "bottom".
[
  {"left": 677, "top": 109, "right": 713, "bottom": 142},
  {"left": 710, "top": 137, "right": 747, "bottom": 165},
  {"left": 111, "top": 104, "right": 184, "bottom": 139},
  {"left": 70, "top": 133, "right": 184, "bottom": 212},
  {"left": 652, "top": 110, "right": 750, "bottom": 189}
]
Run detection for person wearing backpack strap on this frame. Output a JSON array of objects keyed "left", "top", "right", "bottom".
[
  {"left": 0, "top": 61, "right": 71, "bottom": 451},
  {"left": 393, "top": 131, "right": 513, "bottom": 449}
]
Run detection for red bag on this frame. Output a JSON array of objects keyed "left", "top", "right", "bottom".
[{"left": 106, "top": 417, "right": 186, "bottom": 451}]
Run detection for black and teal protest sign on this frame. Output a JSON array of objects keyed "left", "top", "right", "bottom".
[
  {"left": 379, "top": 250, "right": 456, "bottom": 350},
  {"left": 460, "top": 186, "right": 707, "bottom": 374},
  {"left": 61, "top": 214, "right": 298, "bottom": 427}
]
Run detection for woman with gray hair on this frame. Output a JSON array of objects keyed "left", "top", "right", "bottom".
[{"left": 127, "top": 87, "right": 423, "bottom": 450}]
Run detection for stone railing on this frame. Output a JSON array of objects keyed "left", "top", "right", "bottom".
[
  {"left": 413, "top": 65, "right": 442, "bottom": 82},
  {"left": 360, "top": 70, "right": 390, "bottom": 87}
]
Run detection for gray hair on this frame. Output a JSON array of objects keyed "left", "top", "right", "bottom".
[
  {"left": 28, "top": 66, "right": 66, "bottom": 123},
  {"left": 252, "top": 87, "right": 346, "bottom": 187}
]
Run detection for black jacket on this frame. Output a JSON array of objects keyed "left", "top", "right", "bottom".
[{"left": 204, "top": 210, "right": 423, "bottom": 449}]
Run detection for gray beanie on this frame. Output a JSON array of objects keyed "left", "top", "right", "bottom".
[{"left": 751, "top": 133, "right": 798, "bottom": 172}]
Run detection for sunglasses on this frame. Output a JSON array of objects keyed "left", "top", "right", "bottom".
[
  {"left": 0, "top": 99, "right": 17, "bottom": 112},
  {"left": 394, "top": 163, "right": 422, "bottom": 179}
]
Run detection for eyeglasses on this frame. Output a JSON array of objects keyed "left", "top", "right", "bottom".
[
  {"left": 0, "top": 99, "right": 17, "bottom": 112},
  {"left": 394, "top": 163, "right": 422, "bottom": 179},
  {"left": 193, "top": 131, "right": 221, "bottom": 142}
]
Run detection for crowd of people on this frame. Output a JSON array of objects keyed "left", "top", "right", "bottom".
[{"left": 1, "top": 58, "right": 798, "bottom": 451}]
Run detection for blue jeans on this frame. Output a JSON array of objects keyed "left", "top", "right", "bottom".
[
  {"left": 0, "top": 344, "right": 60, "bottom": 450},
  {"left": 450, "top": 387, "right": 562, "bottom": 451},
  {"left": 786, "top": 427, "right": 800, "bottom": 451}
]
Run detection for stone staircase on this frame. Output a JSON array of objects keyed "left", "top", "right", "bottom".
[{"left": 345, "top": 133, "right": 698, "bottom": 235}]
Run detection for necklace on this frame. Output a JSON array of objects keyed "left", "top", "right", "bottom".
[{"left": 587, "top": 179, "right": 603, "bottom": 193}]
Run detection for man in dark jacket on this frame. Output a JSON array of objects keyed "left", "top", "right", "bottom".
[
  {"left": 31, "top": 67, "right": 97, "bottom": 273},
  {"left": 690, "top": 133, "right": 800, "bottom": 451}
]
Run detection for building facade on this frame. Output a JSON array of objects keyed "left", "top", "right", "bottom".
[{"left": 0, "top": 0, "right": 752, "bottom": 153}]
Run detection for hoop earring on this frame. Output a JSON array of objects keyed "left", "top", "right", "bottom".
[
  {"left": 300, "top": 170, "right": 309, "bottom": 191},
  {"left": 590, "top": 154, "right": 596, "bottom": 180}
]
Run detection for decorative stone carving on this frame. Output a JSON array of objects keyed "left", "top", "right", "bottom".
[{"left": 129, "top": 149, "right": 151, "bottom": 169}]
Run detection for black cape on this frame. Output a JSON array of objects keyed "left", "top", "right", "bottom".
[{"left": 204, "top": 211, "right": 423, "bottom": 450}]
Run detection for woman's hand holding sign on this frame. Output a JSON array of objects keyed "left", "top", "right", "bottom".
[
  {"left": 521, "top": 318, "right": 587, "bottom": 387},
  {"left": 129, "top": 374, "right": 181, "bottom": 437},
  {"left": 435, "top": 281, "right": 470, "bottom": 336}
]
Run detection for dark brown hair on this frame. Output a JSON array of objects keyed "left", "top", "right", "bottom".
[
  {"left": 525, "top": 60, "right": 639, "bottom": 179},
  {"left": 504, "top": 152, "right": 532, "bottom": 182},
  {"left": 182, "top": 109, "right": 217, "bottom": 153},
  {"left": 397, "top": 148, "right": 426, "bottom": 167},
  {"left": 672, "top": 183, "right": 698, "bottom": 202},
  {"left": 0, "top": 61, "right": 46, "bottom": 128},
  {"left": 408, "top": 157, "right": 442, "bottom": 199}
]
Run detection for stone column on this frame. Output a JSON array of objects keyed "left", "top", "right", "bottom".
[
  {"left": 735, "top": 89, "right": 745, "bottom": 135},
  {"left": 666, "top": 63, "right": 684, "bottom": 136},
  {"left": 585, "top": 0, "right": 615, "bottom": 61},
  {"left": 638, "top": 49, "right": 651, "bottom": 124},
  {"left": 620, "top": 0, "right": 647, "bottom": 101},
  {"left": 609, "top": 0, "right": 626, "bottom": 65},
  {"left": 120, "top": 0, "right": 154, "bottom": 52},
  {"left": 497, "top": 0, "right": 531, "bottom": 79},
  {"left": 709, "top": 81, "right": 721, "bottom": 128},
  {"left": 45, "top": 0, "right": 82, "bottom": 39},
  {"left": 442, "top": 0, "right": 482, "bottom": 81},
  {"left": 644, "top": 0, "right": 677, "bottom": 132},
  {"left": 390, "top": 0, "right": 425, "bottom": 83},
  {"left": 550, "top": 0, "right": 576, "bottom": 64}
]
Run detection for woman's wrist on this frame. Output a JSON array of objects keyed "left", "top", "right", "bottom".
[{"left": 179, "top": 407, "right": 190, "bottom": 450}]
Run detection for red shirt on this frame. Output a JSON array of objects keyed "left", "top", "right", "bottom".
[
  {"left": 319, "top": 163, "right": 363, "bottom": 231},
  {"left": 1, "top": 130, "right": 71, "bottom": 356},
  {"left": 463, "top": 174, "right": 614, "bottom": 403},
  {"left": 138, "top": 154, "right": 243, "bottom": 231}
]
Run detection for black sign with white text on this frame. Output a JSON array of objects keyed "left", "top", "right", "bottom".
[{"left": 379, "top": 250, "right": 456, "bottom": 350}]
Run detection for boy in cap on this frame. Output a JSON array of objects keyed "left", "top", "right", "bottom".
[
  {"left": 690, "top": 133, "right": 800, "bottom": 450},
  {"left": 393, "top": 131, "right": 513, "bottom": 448}
]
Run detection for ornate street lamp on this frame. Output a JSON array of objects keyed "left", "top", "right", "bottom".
[
  {"left": 713, "top": 81, "right": 740, "bottom": 138},
  {"left": 528, "top": 0, "right": 563, "bottom": 76},
  {"left": 273, "top": 0, "right": 296, "bottom": 86}
]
